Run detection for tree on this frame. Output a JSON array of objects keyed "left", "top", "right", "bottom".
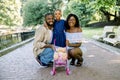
[
  {"left": 23, "top": 0, "right": 49, "bottom": 26},
  {"left": 63, "top": 1, "right": 94, "bottom": 27},
  {"left": 0, "top": 0, "right": 21, "bottom": 27},
  {"left": 64, "top": 0, "right": 120, "bottom": 26},
  {"left": 90, "top": 0, "right": 120, "bottom": 22},
  {"left": 22, "top": 0, "right": 64, "bottom": 27},
  {"left": 47, "top": 0, "right": 63, "bottom": 12}
]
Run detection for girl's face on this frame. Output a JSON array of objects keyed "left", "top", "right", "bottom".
[
  {"left": 54, "top": 10, "right": 61, "bottom": 20},
  {"left": 68, "top": 16, "right": 76, "bottom": 27}
]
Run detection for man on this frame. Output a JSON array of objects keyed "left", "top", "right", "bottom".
[{"left": 33, "top": 13, "right": 54, "bottom": 67}]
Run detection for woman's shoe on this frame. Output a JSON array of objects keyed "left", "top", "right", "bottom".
[
  {"left": 70, "top": 58, "right": 75, "bottom": 65},
  {"left": 76, "top": 57, "right": 83, "bottom": 67},
  {"left": 76, "top": 61, "right": 82, "bottom": 66}
]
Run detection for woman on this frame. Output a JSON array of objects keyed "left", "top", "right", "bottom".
[{"left": 65, "top": 14, "right": 83, "bottom": 66}]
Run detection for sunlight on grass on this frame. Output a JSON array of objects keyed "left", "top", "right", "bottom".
[
  {"left": 82, "top": 27, "right": 118, "bottom": 39},
  {"left": 82, "top": 27, "right": 103, "bottom": 39}
]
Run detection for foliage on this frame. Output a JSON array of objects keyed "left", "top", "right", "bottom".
[
  {"left": 0, "top": 0, "right": 21, "bottom": 26},
  {"left": 92, "top": 0, "right": 119, "bottom": 22},
  {"left": 22, "top": 0, "right": 64, "bottom": 27},
  {"left": 63, "top": 1, "right": 94, "bottom": 27},
  {"left": 64, "top": 0, "right": 120, "bottom": 26},
  {"left": 49, "top": 0, "right": 63, "bottom": 10},
  {"left": 23, "top": 0, "right": 48, "bottom": 26}
]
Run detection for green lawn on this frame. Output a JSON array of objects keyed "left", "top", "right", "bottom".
[
  {"left": 82, "top": 27, "right": 103, "bottom": 39},
  {"left": 82, "top": 27, "right": 118, "bottom": 39}
]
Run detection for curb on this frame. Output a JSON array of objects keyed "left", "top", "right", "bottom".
[
  {"left": 90, "top": 39, "right": 120, "bottom": 55},
  {"left": 0, "top": 37, "right": 34, "bottom": 56}
]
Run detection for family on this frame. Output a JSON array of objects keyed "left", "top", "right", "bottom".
[{"left": 33, "top": 9, "right": 84, "bottom": 67}]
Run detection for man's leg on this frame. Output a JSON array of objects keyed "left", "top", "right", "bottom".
[{"left": 39, "top": 48, "right": 54, "bottom": 66}]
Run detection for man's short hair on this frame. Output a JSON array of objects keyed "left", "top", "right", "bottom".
[{"left": 44, "top": 13, "right": 54, "bottom": 18}]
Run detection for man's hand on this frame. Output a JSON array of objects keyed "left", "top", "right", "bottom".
[
  {"left": 41, "top": 44, "right": 55, "bottom": 50},
  {"left": 50, "top": 44, "right": 55, "bottom": 51}
]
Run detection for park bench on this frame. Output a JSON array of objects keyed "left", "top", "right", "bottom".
[
  {"left": 92, "top": 26, "right": 115, "bottom": 41},
  {"left": 103, "top": 26, "right": 120, "bottom": 46}
]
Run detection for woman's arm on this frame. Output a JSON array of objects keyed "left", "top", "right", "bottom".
[
  {"left": 68, "top": 43, "right": 82, "bottom": 47},
  {"left": 66, "top": 40, "right": 82, "bottom": 47}
]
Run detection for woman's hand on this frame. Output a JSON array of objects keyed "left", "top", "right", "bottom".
[
  {"left": 66, "top": 40, "right": 81, "bottom": 47},
  {"left": 66, "top": 40, "right": 69, "bottom": 46}
]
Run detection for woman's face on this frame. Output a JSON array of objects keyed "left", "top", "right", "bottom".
[{"left": 68, "top": 16, "right": 76, "bottom": 27}]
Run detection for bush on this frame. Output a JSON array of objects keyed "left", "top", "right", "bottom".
[
  {"left": 23, "top": 0, "right": 49, "bottom": 27},
  {"left": 63, "top": 1, "right": 94, "bottom": 27}
]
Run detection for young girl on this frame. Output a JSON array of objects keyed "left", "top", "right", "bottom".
[{"left": 51, "top": 9, "right": 66, "bottom": 47}]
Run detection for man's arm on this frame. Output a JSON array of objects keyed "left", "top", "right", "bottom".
[
  {"left": 33, "top": 26, "right": 46, "bottom": 57},
  {"left": 42, "top": 44, "right": 55, "bottom": 50},
  {"left": 34, "top": 27, "right": 46, "bottom": 48}
]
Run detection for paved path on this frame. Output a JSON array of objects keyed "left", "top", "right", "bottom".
[{"left": 0, "top": 40, "right": 120, "bottom": 80}]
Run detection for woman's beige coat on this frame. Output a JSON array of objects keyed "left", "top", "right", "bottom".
[{"left": 33, "top": 25, "right": 52, "bottom": 57}]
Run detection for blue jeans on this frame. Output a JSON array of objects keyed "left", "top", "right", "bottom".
[{"left": 38, "top": 48, "right": 54, "bottom": 65}]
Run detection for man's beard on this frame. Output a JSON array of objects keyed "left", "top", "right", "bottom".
[{"left": 46, "top": 21, "right": 53, "bottom": 27}]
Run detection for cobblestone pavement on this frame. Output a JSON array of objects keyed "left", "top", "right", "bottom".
[{"left": 0, "top": 40, "right": 120, "bottom": 80}]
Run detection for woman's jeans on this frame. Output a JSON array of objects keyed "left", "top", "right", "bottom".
[{"left": 38, "top": 48, "right": 54, "bottom": 65}]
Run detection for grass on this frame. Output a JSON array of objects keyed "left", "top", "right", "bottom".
[
  {"left": 82, "top": 27, "right": 118, "bottom": 39},
  {"left": 82, "top": 27, "right": 103, "bottom": 39}
]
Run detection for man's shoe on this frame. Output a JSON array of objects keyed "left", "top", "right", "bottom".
[
  {"left": 36, "top": 57, "right": 42, "bottom": 65},
  {"left": 47, "top": 61, "right": 53, "bottom": 67}
]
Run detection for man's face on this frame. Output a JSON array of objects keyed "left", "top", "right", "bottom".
[{"left": 45, "top": 15, "right": 54, "bottom": 26}]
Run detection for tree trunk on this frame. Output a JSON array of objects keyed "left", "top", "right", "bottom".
[
  {"left": 100, "top": 7, "right": 120, "bottom": 23},
  {"left": 100, "top": 8, "right": 111, "bottom": 21}
]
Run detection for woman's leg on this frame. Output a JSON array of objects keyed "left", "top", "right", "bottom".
[
  {"left": 68, "top": 49, "right": 75, "bottom": 65},
  {"left": 71, "top": 48, "right": 83, "bottom": 66}
]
